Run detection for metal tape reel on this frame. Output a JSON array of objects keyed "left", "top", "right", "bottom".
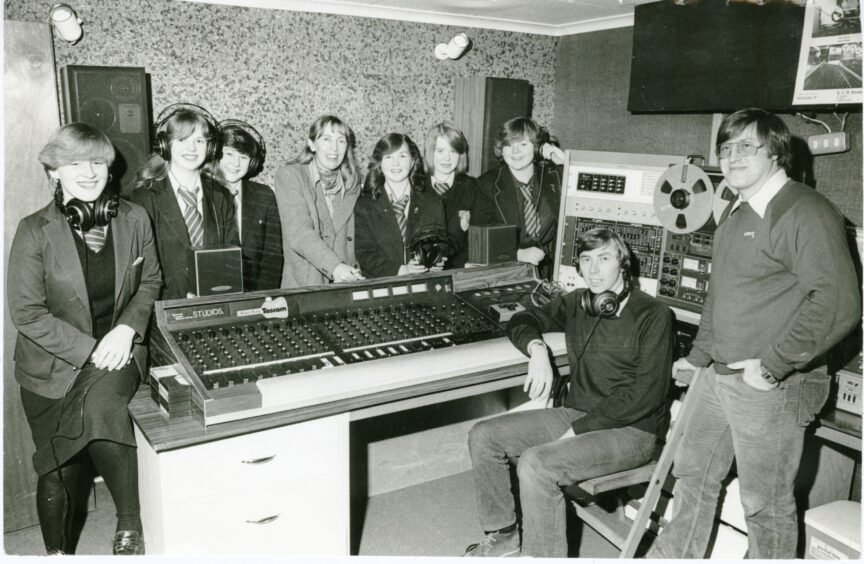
[
  {"left": 653, "top": 164, "right": 714, "bottom": 234},
  {"left": 712, "top": 179, "right": 738, "bottom": 225}
]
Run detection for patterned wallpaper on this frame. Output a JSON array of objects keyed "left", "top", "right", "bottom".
[{"left": 6, "top": 0, "right": 560, "bottom": 186}]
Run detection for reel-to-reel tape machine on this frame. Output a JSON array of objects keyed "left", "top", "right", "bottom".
[{"left": 555, "top": 150, "right": 738, "bottom": 324}]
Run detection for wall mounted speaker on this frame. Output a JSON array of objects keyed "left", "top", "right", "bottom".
[{"left": 60, "top": 65, "right": 151, "bottom": 198}]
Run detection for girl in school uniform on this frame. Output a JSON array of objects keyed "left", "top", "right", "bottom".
[
  {"left": 476, "top": 117, "right": 565, "bottom": 280},
  {"left": 8, "top": 123, "right": 161, "bottom": 555},
  {"left": 273, "top": 115, "right": 364, "bottom": 288},
  {"left": 355, "top": 133, "right": 447, "bottom": 277},
  {"left": 131, "top": 104, "right": 239, "bottom": 300},
  {"left": 423, "top": 122, "right": 495, "bottom": 269}
]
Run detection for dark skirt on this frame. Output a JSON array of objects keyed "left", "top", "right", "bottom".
[{"left": 20, "top": 362, "right": 140, "bottom": 476}]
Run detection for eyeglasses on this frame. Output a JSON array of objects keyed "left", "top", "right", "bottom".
[{"left": 716, "top": 141, "right": 764, "bottom": 159}]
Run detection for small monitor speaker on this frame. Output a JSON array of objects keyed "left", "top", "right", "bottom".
[{"left": 468, "top": 224, "right": 519, "bottom": 265}]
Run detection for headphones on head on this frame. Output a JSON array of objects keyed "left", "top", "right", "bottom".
[
  {"left": 154, "top": 103, "right": 219, "bottom": 163},
  {"left": 218, "top": 119, "right": 267, "bottom": 177},
  {"left": 580, "top": 276, "right": 632, "bottom": 318},
  {"left": 533, "top": 127, "right": 552, "bottom": 163},
  {"left": 53, "top": 183, "right": 119, "bottom": 232}
]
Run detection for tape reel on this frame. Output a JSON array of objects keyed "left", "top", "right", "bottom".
[
  {"left": 653, "top": 164, "right": 714, "bottom": 234},
  {"left": 712, "top": 179, "right": 738, "bottom": 225}
]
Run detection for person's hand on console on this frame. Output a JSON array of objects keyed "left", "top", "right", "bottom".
[
  {"left": 91, "top": 324, "right": 136, "bottom": 371},
  {"left": 517, "top": 246, "right": 545, "bottom": 266},
  {"left": 398, "top": 258, "right": 428, "bottom": 276},
  {"left": 333, "top": 263, "right": 365, "bottom": 283},
  {"left": 524, "top": 340, "right": 553, "bottom": 401},
  {"left": 429, "top": 256, "right": 448, "bottom": 272}
]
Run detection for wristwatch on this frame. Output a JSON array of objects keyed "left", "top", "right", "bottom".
[{"left": 760, "top": 365, "right": 780, "bottom": 385}]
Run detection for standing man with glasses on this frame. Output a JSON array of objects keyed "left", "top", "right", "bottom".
[{"left": 648, "top": 108, "right": 860, "bottom": 559}]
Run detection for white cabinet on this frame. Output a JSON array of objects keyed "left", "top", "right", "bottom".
[{"left": 135, "top": 413, "right": 350, "bottom": 555}]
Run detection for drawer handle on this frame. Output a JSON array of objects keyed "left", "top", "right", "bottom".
[
  {"left": 246, "top": 513, "right": 280, "bottom": 525},
  {"left": 240, "top": 455, "right": 276, "bottom": 465}
]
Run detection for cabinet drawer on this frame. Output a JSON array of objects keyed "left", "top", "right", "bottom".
[
  {"left": 159, "top": 478, "right": 349, "bottom": 555},
  {"left": 156, "top": 414, "right": 348, "bottom": 503}
]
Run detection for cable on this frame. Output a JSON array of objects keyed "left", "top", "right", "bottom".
[
  {"left": 833, "top": 112, "right": 849, "bottom": 132},
  {"left": 795, "top": 112, "right": 832, "bottom": 133},
  {"left": 552, "top": 314, "right": 603, "bottom": 408}
]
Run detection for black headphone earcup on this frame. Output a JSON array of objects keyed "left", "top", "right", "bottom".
[
  {"left": 156, "top": 131, "right": 171, "bottom": 161},
  {"left": 93, "top": 193, "right": 119, "bottom": 227},
  {"left": 64, "top": 199, "right": 95, "bottom": 231}
]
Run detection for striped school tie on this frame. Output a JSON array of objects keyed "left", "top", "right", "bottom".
[
  {"left": 519, "top": 181, "right": 541, "bottom": 239},
  {"left": 432, "top": 181, "right": 450, "bottom": 195},
  {"left": 83, "top": 224, "right": 106, "bottom": 253},
  {"left": 392, "top": 193, "right": 410, "bottom": 242},
  {"left": 179, "top": 187, "right": 204, "bottom": 247}
]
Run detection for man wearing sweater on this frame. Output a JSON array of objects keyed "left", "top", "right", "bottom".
[
  {"left": 648, "top": 108, "right": 860, "bottom": 559},
  {"left": 464, "top": 228, "right": 674, "bottom": 558}
]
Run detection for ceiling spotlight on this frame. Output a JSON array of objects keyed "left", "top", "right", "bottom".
[
  {"left": 49, "top": 3, "right": 83, "bottom": 44},
  {"left": 435, "top": 33, "right": 470, "bottom": 61}
]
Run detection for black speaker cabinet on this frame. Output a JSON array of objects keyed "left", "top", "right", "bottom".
[
  {"left": 190, "top": 246, "right": 244, "bottom": 297},
  {"left": 468, "top": 224, "right": 519, "bottom": 265},
  {"left": 60, "top": 65, "right": 151, "bottom": 198},
  {"left": 454, "top": 77, "right": 534, "bottom": 177}
]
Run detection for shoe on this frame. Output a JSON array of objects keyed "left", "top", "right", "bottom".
[
  {"left": 464, "top": 527, "right": 520, "bottom": 557},
  {"left": 47, "top": 549, "right": 65, "bottom": 555},
  {"left": 112, "top": 530, "right": 144, "bottom": 555}
]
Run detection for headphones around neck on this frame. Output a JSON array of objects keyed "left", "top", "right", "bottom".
[
  {"left": 218, "top": 119, "right": 267, "bottom": 178},
  {"left": 54, "top": 184, "right": 119, "bottom": 232},
  {"left": 580, "top": 276, "right": 632, "bottom": 318},
  {"left": 154, "top": 103, "right": 219, "bottom": 163}
]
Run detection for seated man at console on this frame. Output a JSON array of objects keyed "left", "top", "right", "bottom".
[{"left": 464, "top": 228, "right": 673, "bottom": 558}]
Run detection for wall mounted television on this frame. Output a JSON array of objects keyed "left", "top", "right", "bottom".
[{"left": 629, "top": 1, "right": 810, "bottom": 113}]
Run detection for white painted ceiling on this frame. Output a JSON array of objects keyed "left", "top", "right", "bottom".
[{"left": 182, "top": 0, "right": 657, "bottom": 35}]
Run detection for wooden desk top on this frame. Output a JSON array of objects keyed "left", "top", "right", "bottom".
[
  {"left": 815, "top": 408, "right": 862, "bottom": 451},
  {"left": 130, "top": 334, "right": 569, "bottom": 452}
]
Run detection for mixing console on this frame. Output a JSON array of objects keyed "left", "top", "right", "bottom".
[{"left": 152, "top": 275, "right": 507, "bottom": 409}]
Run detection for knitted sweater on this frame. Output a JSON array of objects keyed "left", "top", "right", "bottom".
[
  {"left": 688, "top": 180, "right": 860, "bottom": 379},
  {"left": 507, "top": 287, "right": 674, "bottom": 437}
]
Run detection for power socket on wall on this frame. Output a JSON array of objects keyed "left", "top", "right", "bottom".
[{"left": 809, "top": 132, "right": 850, "bottom": 155}]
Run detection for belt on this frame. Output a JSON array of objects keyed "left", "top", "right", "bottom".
[{"left": 712, "top": 362, "right": 742, "bottom": 375}]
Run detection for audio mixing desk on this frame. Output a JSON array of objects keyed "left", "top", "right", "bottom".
[{"left": 140, "top": 263, "right": 568, "bottom": 430}]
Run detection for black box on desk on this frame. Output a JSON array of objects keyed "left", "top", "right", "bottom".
[
  {"left": 190, "top": 246, "right": 243, "bottom": 297},
  {"left": 469, "top": 225, "right": 518, "bottom": 265},
  {"left": 149, "top": 365, "right": 191, "bottom": 419}
]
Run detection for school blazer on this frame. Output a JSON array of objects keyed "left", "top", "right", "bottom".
[
  {"left": 477, "top": 163, "right": 562, "bottom": 278},
  {"left": 273, "top": 163, "right": 359, "bottom": 288},
  {"left": 425, "top": 174, "right": 496, "bottom": 269},
  {"left": 131, "top": 175, "right": 239, "bottom": 300},
  {"left": 354, "top": 186, "right": 446, "bottom": 278},
  {"left": 7, "top": 200, "right": 162, "bottom": 399},
  {"left": 239, "top": 180, "right": 283, "bottom": 291}
]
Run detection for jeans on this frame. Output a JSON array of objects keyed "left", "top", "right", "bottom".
[
  {"left": 468, "top": 407, "right": 656, "bottom": 557},
  {"left": 649, "top": 366, "right": 830, "bottom": 559}
]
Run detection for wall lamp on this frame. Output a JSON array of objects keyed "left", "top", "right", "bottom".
[
  {"left": 49, "top": 3, "right": 83, "bottom": 44},
  {"left": 435, "top": 33, "right": 470, "bottom": 61}
]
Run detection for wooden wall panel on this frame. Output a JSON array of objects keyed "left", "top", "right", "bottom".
[{"left": 4, "top": 19, "right": 61, "bottom": 533}]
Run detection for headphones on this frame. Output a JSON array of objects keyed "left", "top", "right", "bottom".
[
  {"left": 154, "top": 103, "right": 219, "bottom": 163},
  {"left": 218, "top": 119, "right": 267, "bottom": 177},
  {"left": 54, "top": 183, "right": 119, "bottom": 232},
  {"left": 534, "top": 127, "right": 552, "bottom": 163},
  {"left": 580, "top": 276, "right": 632, "bottom": 318},
  {"left": 408, "top": 226, "right": 456, "bottom": 269}
]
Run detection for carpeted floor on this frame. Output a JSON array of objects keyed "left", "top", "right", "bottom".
[{"left": 5, "top": 470, "right": 618, "bottom": 558}]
